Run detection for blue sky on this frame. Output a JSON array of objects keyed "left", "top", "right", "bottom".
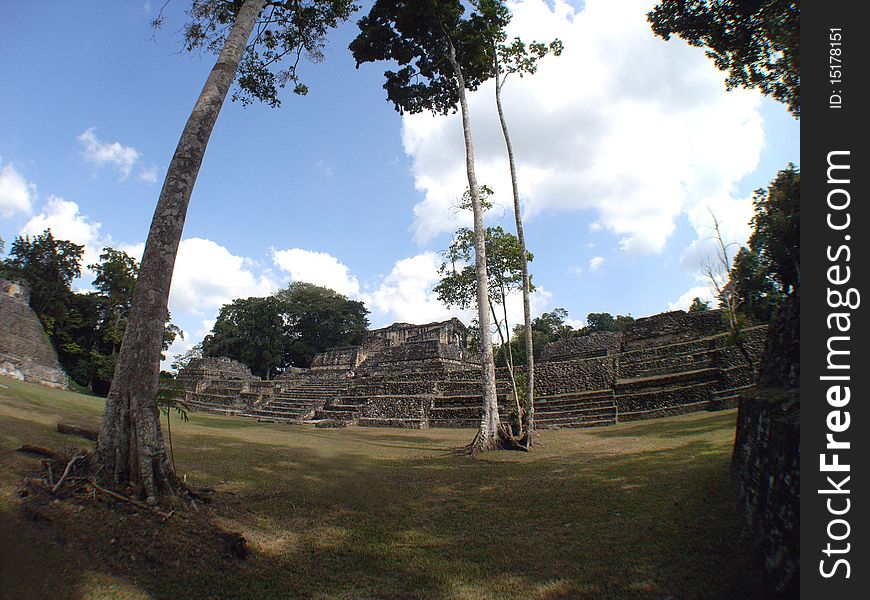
[{"left": 0, "top": 0, "right": 799, "bottom": 365}]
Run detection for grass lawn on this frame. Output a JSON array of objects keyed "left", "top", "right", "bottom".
[{"left": 0, "top": 375, "right": 766, "bottom": 599}]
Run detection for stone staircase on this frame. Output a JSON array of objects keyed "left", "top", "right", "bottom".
[
  {"left": 181, "top": 377, "right": 253, "bottom": 416},
  {"left": 534, "top": 389, "right": 617, "bottom": 428},
  {"left": 611, "top": 327, "right": 766, "bottom": 422},
  {"left": 245, "top": 379, "right": 347, "bottom": 423}
]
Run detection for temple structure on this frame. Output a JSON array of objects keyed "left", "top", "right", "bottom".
[
  {"left": 0, "top": 278, "right": 67, "bottom": 388},
  {"left": 172, "top": 310, "right": 766, "bottom": 429}
]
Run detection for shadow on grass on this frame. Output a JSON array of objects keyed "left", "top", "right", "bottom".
[
  {"left": 597, "top": 411, "right": 739, "bottom": 440},
  {"left": 1, "top": 381, "right": 766, "bottom": 600}
]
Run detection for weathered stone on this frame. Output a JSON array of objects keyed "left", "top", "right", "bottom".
[
  {"left": 0, "top": 279, "right": 67, "bottom": 389},
  {"left": 731, "top": 389, "right": 799, "bottom": 597},
  {"left": 172, "top": 312, "right": 767, "bottom": 429}
]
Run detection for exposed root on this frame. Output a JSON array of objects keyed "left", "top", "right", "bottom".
[
  {"left": 17, "top": 444, "right": 205, "bottom": 514},
  {"left": 455, "top": 424, "right": 530, "bottom": 457}
]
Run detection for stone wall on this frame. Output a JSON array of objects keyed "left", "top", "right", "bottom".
[
  {"left": 622, "top": 309, "right": 728, "bottom": 350},
  {"left": 310, "top": 346, "right": 363, "bottom": 371},
  {"left": 365, "top": 318, "right": 469, "bottom": 348},
  {"left": 540, "top": 331, "right": 622, "bottom": 361},
  {"left": 0, "top": 278, "right": 67, "bottom": 388},
  {"left": 534, "top": 355, "right": 615, "bottom": 395},
  {"left": 731, "top": 389, "right": 799, "bottom": 597}
]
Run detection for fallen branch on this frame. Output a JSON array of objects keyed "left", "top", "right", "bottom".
[
  {"left": 17, "top": 445, "right": 60, "bottom": 459},
  {"left": 89, "top": 480, "right": 173, "bottom": 519},
  {"left": 57, "top": 422, "right": 99, "bottom": 442},
  {"left": 52, "top": 455, "right": 84, "bottom": 494}
]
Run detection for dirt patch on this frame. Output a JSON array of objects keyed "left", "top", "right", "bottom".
[{"left": 12, "top": 451, "right": 249, "bottom": 596}]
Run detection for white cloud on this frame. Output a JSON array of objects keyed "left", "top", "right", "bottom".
[
  {"left": 0, "top": 160, "right": 35, "bottom": 218},
  {"left": 78, "top": 127, "right": 141, "bottom": 179},
  {"left": 137, "top": 165, "right": 159, "bottom": 183},
  {"left": 363, "top": 251, "right": 464, "bottom": 325},
  {"left": 668, "top": 284, "right": 717, "bottom": 312},
  {"left": 271, "top": 248, "right": 360, "bottom": 296},
  {"left": 401, "top": 0, "right": 764, "bottom": 255},
  {"left": 20, "top": 196, "right": 104, "bottom": 274},
  {"left": 169, "top": 238, "right": 278, "bottom": 316},
  {"left": 588, "top": 256, "right": 605, "bottom": 271},
  {"left": 680, "top": 195, "right": 755, "bottom": 273}
]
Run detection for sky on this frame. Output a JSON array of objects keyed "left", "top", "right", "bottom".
[{"left": 0, "top": 0, "right": 799, "bottom": 367}]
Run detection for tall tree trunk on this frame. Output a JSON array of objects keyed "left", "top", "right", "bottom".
[
  {"left": 494, "top": 70, "right": 535, "bottom": 447},
  {"left": 499, "top": 284, "right": 522, "bottom": 433},
  {"left": 95, "top": 0, "right": 265, "bottom": 502},
  {"left": 446, "top": 38, "right": 502, "bottom": 454}
]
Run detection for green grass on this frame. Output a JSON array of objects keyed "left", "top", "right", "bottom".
[{"left": 0, "top": 375, "right": 766, "bottom": 599}]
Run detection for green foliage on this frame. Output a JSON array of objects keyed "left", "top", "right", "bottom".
[
  {"left": 496, "top": 308, "right": 574, "bottom": 368},
  {"left": 728, "top": 247, "right": 781, "bottom": 321},
  {"left": 171, "top": 342, "right": 203, "bottom": 373},
  {"left": 688, "top": 297, "right": 710, "bottom": 313},
  {"left": 177, "top": 0, "right": 358, "bottom": 107},
  {"left": 748, "top": 164, "right": 800, "bottom": 296},
  {"left": 349, "top": 0, "right": 509, "bottom": 115},
  {"left": 3, "top": 229, "right": 83, "bottom": 332},
  {"left": 275, "top": 282, "right": 369, "bottom": 368},
  {"left": 583, "top": 312, "right": 634, "bottom": 334},
  {"left": 203, "top": 283, "right": 369, "bottom": 372},
  {"left": 532, "top": 308, "right": 573, "bottom": 338},
  {"left": 648, "top": 0, "right": 799, "bottom": 117},
  {"left": 435, "top": 225, "right": 532, "bottom": 311},
  {"left": 203, "top": 296, "right": 287, "bottom": 378},
  {"left": 2, "top": 234, "right": 180, "bottom": 394}
]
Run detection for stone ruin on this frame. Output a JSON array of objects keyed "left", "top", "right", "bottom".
[
  {"left": 172, "top": 310, "right": 767, "bottom": 429},
  {"left": 0, "top": 278, "right": 68, "bottom": 389}
]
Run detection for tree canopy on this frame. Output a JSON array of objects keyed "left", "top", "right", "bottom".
[
  {"left": 349, "top": 0, "right": 508, "bottom": 115},
  {"left": 3, "top": 230, "right": 83, "bottom": 334},
  {"left": 647, "top": 0, "right": 799, "bottom": 117},
  {"left": 434, "top": 225, "right": 532, "bottom": 312},
  {"left": 203, "top": 296, "right": 287, "bottom": 379},
  {"left": 172, "top": 0, "right": 358, "bottom": 106},
  {"left": 203, "top": 283, "right": 370, "bottom": 373},
  {"left": 276, "top": 282, "right": 370, "bottom": 367},
  {"left": 748, "top": 163, "right": 799, "bottom": 295}
]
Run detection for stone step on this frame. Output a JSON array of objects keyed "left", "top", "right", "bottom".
[
  {"left": 357, "top": 417, "right": 424, "bottom": 428},
  {"left": 537, "top": 411, "right": 616, "bottom": 425},
  {"left": 535, "top": 397, "right": 614, "bottom": 411},
  {"left": 538, "top": 418, "right": 616, "bottom": 429},
  {"left": 314, "top": 409, "right": 358, "bottom": 421},
  {"left": 615, "top": 367, "right": 720, "bottom": 392},
  {"left": 535, "top": 405, "right": 616, "bottom": 420}
]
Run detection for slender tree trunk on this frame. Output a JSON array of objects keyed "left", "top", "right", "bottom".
[
  {"left": 446, "top": 38, "right": 503, "bottom": 454},
  {"left": 494, "top": 71, "right": 535, "bottom": 447},
  {"left": 95, "top": 0, "right": 265, "bottom": 502},
  {"left": 488, "top": 295, "right": 519, "bottom": 431},
  {"left": 499, "top": 285, "right": 522, "bottom": 433}
]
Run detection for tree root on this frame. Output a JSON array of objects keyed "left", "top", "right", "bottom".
[
  {"left": 456, "top": 424, "right": 530, "bottom": 457},
  {"left": 89, "top": 480, "right": 174, "bottom": 520}
]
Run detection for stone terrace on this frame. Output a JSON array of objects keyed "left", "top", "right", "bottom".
[{"left": 172, "top": 312, "right": 766, "bottom": 429}]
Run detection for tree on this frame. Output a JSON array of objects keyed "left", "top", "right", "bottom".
[
  {"left": 171, "top": 342, "right": 203, "bottom": 373},
  {"left": 485, "top": 3, "right": 561, "bottom": 446},
  {"left": 728, "top": 247, "right": 781, "bottom": 321},
  {"left": 203, "top": 296, "right": 287, "bottom": 379},
  {"left": 647, "top": 0, "right": 800, "bottom": 117},
  {"left": 3, "top": 230, "right": 83, "bottom": 335},
  {"left": 351, "top": 0, "right": 517, "bottom": 454},
  {"left": 748, "top": 164, "right": 799, "bottom": 296},
  {"left": 688, "top": 297, "right": 710, "bottom": 312},
  {"left": 532, "top": 308, "right": 574, "bottom": 339},
  {"left": 435, "top": 225, "right": 532, "bottom": 432},
  {"left": 97, "top": 0, "right": 357, "bottom": 502},
  {"left": 274, "top": 282, "right": 369, "bottom": 368}
]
